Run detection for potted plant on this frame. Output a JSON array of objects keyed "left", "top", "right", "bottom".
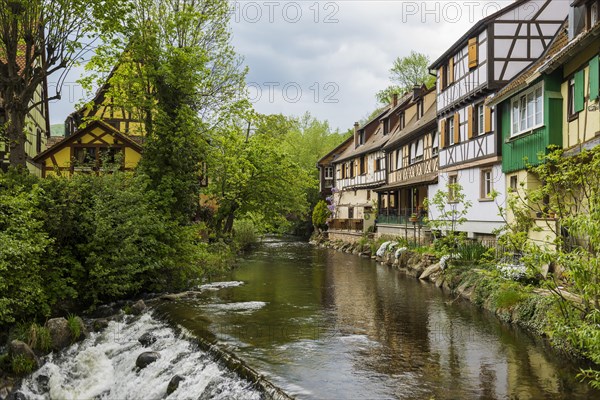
[{"left": 409, "top": 213, "right": 419, "bottom": 223}]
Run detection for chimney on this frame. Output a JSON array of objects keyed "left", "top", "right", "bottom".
[
  {"left": 354, "top": 122, "right": 359, "bottom": 133},
  {"left": 392, "top": 93, "right": 398, "bottom": 108},
  {"left": 412, "top": 85, "right": 422, "bottom": 101}
]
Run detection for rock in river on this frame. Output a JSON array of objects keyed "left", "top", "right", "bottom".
[{"left": 136, "top": 351, "right": 160, "bottom": 369}]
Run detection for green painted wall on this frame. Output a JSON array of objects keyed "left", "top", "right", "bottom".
[{"left": 501, "top": 72, "right": 563, "bottom": 174}]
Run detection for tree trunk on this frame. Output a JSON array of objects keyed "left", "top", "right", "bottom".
[
  {"left": 223, "top": 212, "right": 235, "bottom": 235},
  {"left": 6, "top": 103, "right": 28, "bottom": 169}
]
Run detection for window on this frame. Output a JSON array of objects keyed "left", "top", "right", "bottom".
[
  {"left": 73, "top": 147, "right": 97, "bottom": 168},
  {"left": 416, "top": 100, "right": 424, "bottom": 120},
  {"left": 468, "top": 37, "right": 478, "bottom": 69},
  {"left": 383, "top": 119, "right": 390, "bottom": 135},
  {"left": 448, "top": 116, "right": 455, "bottom": 145},
  {"left": 367, "top": 190, "right": 371, "bottom": 201},
  {"left": 448, "top": 174, "right": 458, "bottom": 201},
  {"left": 357, "top": 130, "right": 365, "bottom": 146},
  {"left": 349, "top": 161, "right": 355, "bottom": 178},
  {"left": 375, "top": 158, "right": 385, "bottom": 171},
  {"left": 396, "top": 148, "right": 403, "bottom": 169},
  {"left": 569, "top": 70, "right": 585, "bottom": 118},
  {"left": 476, "top": 103, "right": 484, "bottom": 136},
  {"left": 568, "top": 78, "right": 577, "bottom": 118},
  {"left": 480, "top": 169, "right": 493, "bottom": 199},
  {"left": 510, "top": 175, "right": 518, "bottom": 191},
  {"left": 432, "top": 131, "right": 439, "bottom": 156},
  {"left": 410, "top": 139, "right": 424, "bottom": 164},
  {"left": 399, "top": 112, "right": 405, "bottom": 129},
  {"left": 511, "top": 83, "right": 543, "bottom": 136},
  {"left": 360, "top": 156, "right": 366, "bottom": 175},
  {"left": 36, "top": 128, "right": 42, "bottom": 154},
  {"left": 348, "top": 207, "right": 354, "bottom": 219},
  {"left": 440, "top": 65, "right": 448, "bottom": 90},
  {"left": 324, "top": 167, "right": 333, "bottom": 179}
]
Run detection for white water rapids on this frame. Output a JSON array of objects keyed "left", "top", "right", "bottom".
[{"left": 18, "top": 313, "right": 263, "bottom": 400}]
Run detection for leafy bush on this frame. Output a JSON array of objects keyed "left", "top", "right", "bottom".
[
  {"left": 11, "top": 354, "right": 36, "bottom": 375},
  {"left": 28, "top": 323, "right": 51, "bottom": 353},
  {"left": 233, "top": 219, "right": 260, "bottom": 251},
  {"left": 311, "top": 200, "right": 330, "bottom": 230},
  {"left": 67, "top": 314, "right": 82, "bottom": 342}
]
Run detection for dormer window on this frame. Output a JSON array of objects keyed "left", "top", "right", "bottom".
[
  {"left": 383, "top": 119, "right": 389, "bottom": 135},
  {"left": 357, "top": 130, "right": 365, "bottom": 146},
  {"left": 399, "top": 112, "right": 405, "bottom": 129},
  {"left": 416, "top": 100, "right": 424, "bottom": 120}
]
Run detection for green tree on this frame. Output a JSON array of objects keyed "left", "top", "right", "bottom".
[
  {"left": 425, "top": 182, "right": 472, "bottom": 252},
  {"left": 206, "top": 122, "right": 311, "bottom": 234},
  {"left": 83, "top": 0, "right": 248, "bottom": 222},
  {"left": 312, "top": 200, "right": 331, "bottom": 232},
  {"left": 376, "top": 51, "right": 436, "bottom": 104},
  {"left": 0, "top": 172, "right": 51, "bottom": 324},
  {"left": 0, "top": 0, "right": 127, "bottom": 168}
]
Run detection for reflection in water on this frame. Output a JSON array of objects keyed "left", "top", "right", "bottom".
[{"left": 158, "top": 238, "right": 597, "bottom": 399}]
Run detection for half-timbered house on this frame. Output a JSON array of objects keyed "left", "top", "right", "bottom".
[
  {"left": 376, "top": 86, "right": 438, "bottom": 238},
  {"left": 317, "top": 136, "right": 354, "bottom": 199},
  {"left": 428, "top": 0, "right": 569, "bottom": 239},
  {"left": 327, "top": 94, "right": 410, "bottom": 240}
]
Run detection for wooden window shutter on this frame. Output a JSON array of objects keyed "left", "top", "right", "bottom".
[
  {"left": 448, "top": 57, "right": 455, "bottom": 84},
  {"left": 468, "top": 37, "right": 478, "bottom": 69},
  {"left": 467, "top": 105, "right": 474, "bottom": 139},
  {"left": 440, "top": 65, "right": 446, "bottom": 90},
  {"left": 440, "top": 120, "right": 447, "bottom": 148},
  {"left": 590, "top": 56, "right": 599, "bottom": 101},
  {"left": 373, "top": 159, "right": 377, "bottom": 171},
  {"left": 484, "top": 106, "right": 492, "bottom": 133},
  {"left": 453, "top": 112, "right": 460, "bottom": 143},
  {"left": 575, "top": 69, "right": 585, "bottom": 112}
]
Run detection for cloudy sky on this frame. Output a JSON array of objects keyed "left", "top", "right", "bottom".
[{"left": 47, "top": 1, "right": 513, "bottom": 133}]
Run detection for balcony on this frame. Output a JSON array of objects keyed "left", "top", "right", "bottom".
[
  {"left": 377, "top": 209, "right": 426, "bottom": 226},
  {"left": 328, "top": 218, "right": 364, "bottom": 232}
]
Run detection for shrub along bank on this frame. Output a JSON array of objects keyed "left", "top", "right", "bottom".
[{"left": 312, "top": 233, "right": 600, "bottom": 387}]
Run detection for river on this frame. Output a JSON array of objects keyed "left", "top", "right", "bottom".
[{"left": 19, "top": 237, "right": 598, "bottom": 399}]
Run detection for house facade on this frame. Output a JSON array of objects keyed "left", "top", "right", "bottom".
[
  {"left": 33, "top": 120, "right": 142, "bottom": 177},
  {"left": 376, "top": 86, "right": 438, "bottom": 238},
  {"left": 428, "top": 0, "right": 569, "bottom": 239},
  {"left": 326, "top": 95, "right": 410, "bottom": 239},
  {"left": 317, "top": 136, "right": 353, "bottom": 199}
]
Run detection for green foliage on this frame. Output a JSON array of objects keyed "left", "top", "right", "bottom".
[
  {"left": 0, "top": 170, "right": 52, "bottom": 324},
  {"left": 312, "top": 200, "right": 331, "bottom": 230},
  {"left": 376, "top": 51, "right": 436, "bottom": 104},
  {"left": 455, "top": 240, "right": 489, "bottom": 265},
  {"left": 233, "top": 219, "right": 260, "bottom": 251},
  {"left": 493, "top": 283, "right": 529, "bottom": 310},
  {"left": 67, "top": 314, "right": 81, "bottom": 342},
  {"left": 11, "top": 354, "right": 36, "bottom": 376},
  {"left": 0, "top": 169, "right": 210, "bottom": 327},
  {"left": 425, "top": 183, "right": 472, "bottom": 235},
  {"left": 28, "top": 323, "right": 51, "bottom": 353},
  {"left": 206, "top": 122, "right": 312, "bottom": 235}
]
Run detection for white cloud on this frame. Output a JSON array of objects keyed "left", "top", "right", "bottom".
[{"left": 47, "top": 1, "right": 511, "bottom": 132}]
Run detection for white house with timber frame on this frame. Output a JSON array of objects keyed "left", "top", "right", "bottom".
[{"left": 428, "top": 0, "right": 569, "bottom": 239}]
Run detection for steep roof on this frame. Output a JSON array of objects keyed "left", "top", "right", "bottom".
[
  {"left": 316, "top": 135, "right": 353, "bottom": 165},
  {"left": 383, "top": 97, "right": 437, "bottom": 150},
  {"left": 430, "top": 0, "right": 531, "bottom": 69},
  {"left": 538, "top": 21, "right": 600, "bottom": 73}
]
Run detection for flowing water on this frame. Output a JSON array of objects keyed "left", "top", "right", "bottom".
[
  {"left": 158, "top": 238, "right": 598, "bottom": 399},
  {"left": 19, "top": 314, "right": 263, "bottom": 400},
  {"left": 18, "top": 238, "right": 599, "bottom": 399}
]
